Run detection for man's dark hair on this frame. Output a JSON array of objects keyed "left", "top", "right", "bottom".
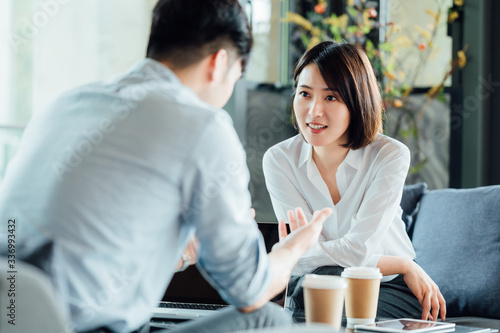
[
  {"left": 292, "top": 41, "right": 383, "bottom": 150},
  {"left": 146, "top": 0, "right": 253, "bottom": 70}
]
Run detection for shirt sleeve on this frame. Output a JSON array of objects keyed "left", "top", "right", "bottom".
[
  {"left": 262, "top": 149, "right": 314, "bottom": 223},
  {"left": 181, "top": 112, "right": 272, "bottom": 309},
  {"left": 263, "top": 148, "right": 337, "bottom": 273}
]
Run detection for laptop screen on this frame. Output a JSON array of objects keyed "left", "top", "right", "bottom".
[{"left": 160, "top": 222, "right": 279, "bottom": 305}]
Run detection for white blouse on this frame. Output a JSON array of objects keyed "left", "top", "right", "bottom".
[{"left": 263, "top": 134, "right": 416, "bottom": 277}]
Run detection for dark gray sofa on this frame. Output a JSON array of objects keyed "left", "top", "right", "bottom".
[{"left": 401, "top": 183, "right": 500, "bottom": 330}]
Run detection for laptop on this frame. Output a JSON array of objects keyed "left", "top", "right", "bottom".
[{"left": 152, "top": 222, "right": 280, "bottom": 321}]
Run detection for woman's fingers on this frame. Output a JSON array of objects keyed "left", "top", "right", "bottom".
[
  {"left": 431, "top": 290, "right": 440, "bottom": 322},
  {"left": 280, "top": 207, "right": 331, "bottom": 242},
  {"left": 420, "top": 291, "right": 432, "bottom": 321},
  {"left": 310, "top": 208, "right": 332, "bottom": 226},
  {"left": 287, "top": 209, "right": 299, "bottom": 231},
  {"left": 186, "top": 236, "right": 199, "bottom": 264},
  {"left": 295, "top": 207, "right": 307, "bottom": 227},
  {"left": 278, "top": 219, "right": 288, "bottom": 241},
  {"left": 438, "top": 292, "right": 447, "bottom": 321}
]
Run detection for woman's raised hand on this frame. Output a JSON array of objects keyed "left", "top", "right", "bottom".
[{"left": 276, "top": 207, "right": 331, "bottom": 255}]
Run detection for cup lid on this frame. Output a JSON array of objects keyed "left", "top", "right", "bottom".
[
  {"left": 302, "top": 274, "right": 347, "bottom": 289},
  {"left": 341, "top": 267, "right": 382, "bottom": 279}
]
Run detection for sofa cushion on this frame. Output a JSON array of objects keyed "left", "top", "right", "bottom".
[
  {"left": 400, "top": 182, "right": 428, "bottom": 239},
  {"left": 412, "top": 185, "right": 500, "bottom": 319}
]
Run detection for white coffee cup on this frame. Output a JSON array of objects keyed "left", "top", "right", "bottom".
[
  {"left": 341, "top": 267, "right": 383, "bottom": 327},
  {"left": 302, "top": 274, "right": 347, "bottom": 330}
]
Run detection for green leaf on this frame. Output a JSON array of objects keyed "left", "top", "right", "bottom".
[
  {"left": 366, "top": 39, "right": 374, "bottom": 52},
  {"left": 300, "top": 34, "right": 310, "bottom": 49},
  {"left": 379, "top": 42, "right": 393, "bottom": 51},
  {"left": 362, "top": 26, "right": 371, "bottom": 34},
  {"left": 400, "top": 129, "right": 411, "bottom": 139},
  {"left": 330, "top": 26, "right": 340, "bottom": 35},
  {"left": 436, "top": 93, "right": 447, "bottom": 103},
  {"left": 391, "top": 90, "right": 402, "bottom": 98},
  {"left": 409, "top": 159, "right": 429, "bottom": 174},
  {"left": 347, "top": 26, "right": 359, "bottom": 34},
  {"left": 386, "top": 63, "right": 396, "bottom": 71},
  {"left": 347, "top": 7, "right": 359, "bottom": 18},
  {"left": 401, "top": 83, "right": 411, "bottom": 91}
]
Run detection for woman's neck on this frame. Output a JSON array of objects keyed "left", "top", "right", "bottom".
[
  {"left": 312, "top": 144, "right": 350, "bottom": 172},
  {"left": 312, "top": 144, "right": 350, "bottom": 206}
]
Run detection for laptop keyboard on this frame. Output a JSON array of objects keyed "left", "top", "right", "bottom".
[{"left": 159, "top": 301, "right": 227, "bottom": 311}]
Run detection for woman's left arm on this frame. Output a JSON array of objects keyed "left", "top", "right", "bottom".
[{"left": 377, "top": 255, "right": 446, "bottom": 322}]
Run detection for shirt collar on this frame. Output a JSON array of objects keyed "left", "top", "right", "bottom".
[
  {"left": 342, "top": 147, "right": 362, "bottom": 170},
  {"left": 128, "top": 58, "right": 183, "bottom": 85},
  {"left": 298, "top": 137, "right": 312, "bottom": 168},
  {"left": 298, "top": 138, "right": 363, "bottom": 170}
]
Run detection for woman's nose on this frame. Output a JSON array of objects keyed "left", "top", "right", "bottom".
[{"left": 308, "top": 99, "right": 323, "bottom": 117}]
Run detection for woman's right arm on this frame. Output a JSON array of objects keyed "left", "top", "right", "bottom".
[
  {"left": 263, "top": 149, "right": 338, "bottom": 273},
  {"left": 262, "top": 149, "right": 313, "bottom": 223},
  {"left": 377, "top": 255, "right": 446, "bottom": 321}
]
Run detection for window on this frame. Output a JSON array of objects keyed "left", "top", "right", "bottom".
[{"left": 0, "top": 0, "right": 157, "bottom": 181}]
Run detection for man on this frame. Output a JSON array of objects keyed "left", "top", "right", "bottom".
[{"left": 0, "top": 0, "right": 331, "bottom": 332}]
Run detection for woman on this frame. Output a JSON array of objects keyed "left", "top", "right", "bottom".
[{"left": 263, "top": 41, "right": 446, "bottom": 322}]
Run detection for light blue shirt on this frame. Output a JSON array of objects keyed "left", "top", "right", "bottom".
[{"left": 0, "top": 59, "right": 272, "bottom": 332}]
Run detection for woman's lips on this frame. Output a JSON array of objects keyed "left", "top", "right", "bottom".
[{"left": 307, "top": 122, "right": 327, "bottom": 134}]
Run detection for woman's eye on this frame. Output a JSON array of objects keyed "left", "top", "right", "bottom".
[
  {"left": 299, "top": 91, "right": 309, "bottom": 97},
  {"left": 326, "top": 95, "right": 337, "bottom": 101}
]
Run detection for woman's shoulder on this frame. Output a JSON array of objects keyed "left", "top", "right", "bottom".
[
  {"left": 364, "top": 134, "right": 410, "bottom": 163},
  {"left": 370, "top": 133, "right": 409, "bottom": 153}
]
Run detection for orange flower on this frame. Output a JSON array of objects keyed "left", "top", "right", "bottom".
[
  {"left": 384, "top": 71, "right": 396, "bottom": 80},
  {"left": 457, "top": 50, "right": 467, "bottom": 68},
  {"left": 368, "top": 7, "right": 377, "bottom": 18},
  {"left": 418, "top": 43, "right": 426, "bottom": 51},
  {"left": 448, "top": 11, "right": 459, "bottom": 23},
  {"left": 393, "top": 99, "right": 403, "bottom": 108},
  {"left": 315, "top": 4, "right": 326, "bottom": 14}
]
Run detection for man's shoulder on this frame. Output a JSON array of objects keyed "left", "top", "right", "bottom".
[{"left": 73, "top": 67, "right": 229, "bottom": 128}]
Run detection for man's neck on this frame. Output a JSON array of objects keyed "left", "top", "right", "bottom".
[{"left": 158, "top": 59, "right": 210, "bottom": 97}]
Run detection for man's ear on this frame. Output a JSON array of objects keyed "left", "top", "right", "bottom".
[{"left": 207, "top": 49, "right": 229, "bottom": 83}]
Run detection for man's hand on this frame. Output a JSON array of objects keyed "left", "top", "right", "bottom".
[{"left": 241, "top": 207, "right": 332, "bottom": 313}]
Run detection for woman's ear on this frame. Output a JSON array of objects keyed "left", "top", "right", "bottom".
[{"left": 207, "top": 49, "right": 229, "bottom": 83}]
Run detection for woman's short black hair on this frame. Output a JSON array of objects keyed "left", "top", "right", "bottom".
[
  {"left": 292, "top": 41, "right": 383, "bottom": 149},
  {"left": 146, "top": 0, "right": 253, "bottom": 70}
]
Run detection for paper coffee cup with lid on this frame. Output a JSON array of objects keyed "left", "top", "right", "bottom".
[
  {"left": 303, "top": 274, "right": 347, "bottom": 330},
  {"left": 341, "top": 267, "right": 383, "bottom": 327}
]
